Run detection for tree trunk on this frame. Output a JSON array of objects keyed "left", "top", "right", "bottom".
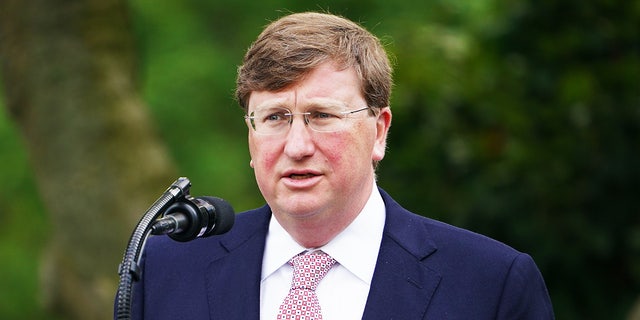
[{"left": 0, "top": 0, "right": 176, "bottom": 318}]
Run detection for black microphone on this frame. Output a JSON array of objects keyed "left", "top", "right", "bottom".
[{"left": 150, "top": 196, "right": 235, "bottom": 242}]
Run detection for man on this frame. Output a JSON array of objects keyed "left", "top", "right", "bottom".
[{"left": 128, "top": 12, "right": 554, "bottom": 319}]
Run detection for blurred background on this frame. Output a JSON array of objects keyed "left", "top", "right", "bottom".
[{"left": 0, "top": 0, "right": 638, "bottom": 319}]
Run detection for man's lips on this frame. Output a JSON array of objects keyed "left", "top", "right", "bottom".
[
  {"left": 280, "top": 170, "right": 323, "bottom": 189},
  {"left": 282, "top": 170, "right": 322, "bottom": 180},
  {"left": 289, "top": 173, "right": 317, "bottom": 179}
]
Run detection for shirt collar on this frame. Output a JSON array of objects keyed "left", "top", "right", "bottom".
[
  {"left": 261, "top": 181, "right": 386, "bottom": 285},
  {"left": 261, "top": 215, "right": 307, "bottom": 281}
]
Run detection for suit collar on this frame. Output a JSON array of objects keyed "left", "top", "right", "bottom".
[
  {"left": 379, "top": 188, "right": 438, "bottom": 259},
  {"left": 362, "top": 188, "right": 441, "bottom": 319}
]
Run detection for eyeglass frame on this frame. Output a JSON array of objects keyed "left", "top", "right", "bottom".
[{"left": 244, "top": 105, "right": 378, "bottom": 135}]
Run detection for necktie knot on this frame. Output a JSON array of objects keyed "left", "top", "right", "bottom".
[
  {"left": 277, "top": 250, "right": 336, "bottom": 319},
  {"left": 289, "top": 251, "right": 336, "bottom": 291}
]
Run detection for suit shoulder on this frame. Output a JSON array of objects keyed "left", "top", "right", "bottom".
[
  {"left": 422, "top": 215, "right": 520, "bottom": 257},
  {"left": 381, "top": 189, "right": 524, "bottom": 266}
]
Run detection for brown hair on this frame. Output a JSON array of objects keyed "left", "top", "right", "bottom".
[{"left": 235, "top": 12, "right": 393, "bottom": 112}]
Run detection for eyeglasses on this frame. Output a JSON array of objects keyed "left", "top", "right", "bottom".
[{"left": 245, "top": 106, "right": 373, "bottom": 135}]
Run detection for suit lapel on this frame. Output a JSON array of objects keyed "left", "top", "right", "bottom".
[
  {"left": 362, "top": 190, "right": 441, "bottom": 320},
  {"left": 204, "top": 207, "right": 271, "bottom": 320}
]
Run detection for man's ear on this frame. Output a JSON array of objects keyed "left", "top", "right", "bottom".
[{"left": 372, "top": 107, "right": 392, "bottom": 162}]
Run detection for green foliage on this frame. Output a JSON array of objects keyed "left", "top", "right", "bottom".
[
  {"left": 377, "top": 0, "right": 640, "bottom": 318},
  {"left": 1, "top": 0, "right": 637, "bottom": 318},
  {"left": 0, "top": 94, "right": 51, "bottom": 318}
]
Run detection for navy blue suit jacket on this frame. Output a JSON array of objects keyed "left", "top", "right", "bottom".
[{"left": 128, "top": 189, "right": 554, "bottom": 319}]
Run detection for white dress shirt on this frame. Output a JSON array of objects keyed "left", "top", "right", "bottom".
[{"left": 260, "top": 181, "right": 386, "bottom": 320}]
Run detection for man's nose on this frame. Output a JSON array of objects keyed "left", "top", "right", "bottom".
[{"left": 283, "top": 115, "right": 315, "bottom": 160}]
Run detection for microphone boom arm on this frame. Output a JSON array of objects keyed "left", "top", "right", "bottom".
[{"left": 115, "top": 177, "right": 193, "bottom": 320}]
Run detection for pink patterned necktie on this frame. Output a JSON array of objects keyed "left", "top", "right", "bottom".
[{"left": 277, "top": 250, "right": 336, "bottom": 320}]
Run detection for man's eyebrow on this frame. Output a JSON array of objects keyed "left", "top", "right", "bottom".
[
  {"left": 252, "top": 98, "right": 289, "bottom": 110},
  {"left": 252, "top": 97, "right": 349, "bottom": 111},
  {"left": 302, "top": 98, "right": 349, "bottom": 109}
]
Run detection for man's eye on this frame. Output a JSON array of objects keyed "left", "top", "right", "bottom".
[
  {"left": 264, "top": 112, "right": 287, "bottom": 122},
  {"left": 311, "top": 111, "right": 338, "bottom": 120}
]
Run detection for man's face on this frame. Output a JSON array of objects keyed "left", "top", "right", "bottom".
[{"left": 246, "top": 62, "right": 391, "bottom": 231}]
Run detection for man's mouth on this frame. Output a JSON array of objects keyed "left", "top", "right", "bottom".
[{"left": 289, "top": 173, "right": 316, "bottom": 179}]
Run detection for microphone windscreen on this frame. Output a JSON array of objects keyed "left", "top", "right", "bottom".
[{"left": 197, "top": 196, "right": 235, "bottom": 236}]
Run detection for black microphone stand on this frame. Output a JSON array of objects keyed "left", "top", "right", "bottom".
[{"left": 115, "top": 177, "right": 193, "bottom": 320}]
